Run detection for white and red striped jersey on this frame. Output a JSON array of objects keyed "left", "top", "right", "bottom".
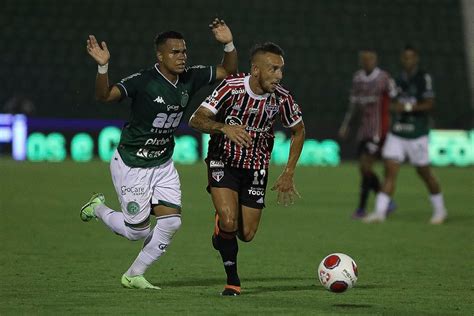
[
  {"left": 349, "top": 67, "right": 396, "bottom": 141},
  {"left": 201, "top": 73, "right": 303, "bottom": 169}
]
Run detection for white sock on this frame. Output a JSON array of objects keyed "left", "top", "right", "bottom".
[
  {"left": 374, "top": 192, "right": 391, "bottom": 216},
  {"left": 430, "top": 193, "right": 447, "bottom": 216},
  {"left": 95, "top": 204, "right": 128, "bottom": 237},
  {"left": 126, "top": 215, "right": 182, "bottom": 277},
  {"left": 95, "top": 204, "right": 150, "bottom": 240}
]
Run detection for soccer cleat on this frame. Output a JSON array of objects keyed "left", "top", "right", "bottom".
[
  {"left": 121, "top": 274, "right": 161, "bottom": 290},
  {"left": 80, "top": 193, "right": 105, "bottom": 222},
  {"left": 351, "top": 208, "right": 366, "bottom": 219},
  {"left": 429, "top": 213, "right": 447, "bottom": 225},
  {"left": 221, "top": 285, "right": 241, "bottom": 296},
  {"left": 362, "top": 212, "right": 386, "bottom": 223}
]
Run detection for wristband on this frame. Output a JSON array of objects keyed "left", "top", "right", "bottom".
[
  {"left": 223, "top": 42, "right": 235, "bottom": 52},
  {"left": 98, "top": 63, "right": 109, "bottom": 74},
  {"left": 404, "top": 102, "right": 413, "bottom": 112}
]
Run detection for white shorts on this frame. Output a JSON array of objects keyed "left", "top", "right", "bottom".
[
  {"left": 382, "top": 133, "right": 430, "bottom": 166},
  {"left": 110, "top": 150, "right": 181, "bottom": 225}
]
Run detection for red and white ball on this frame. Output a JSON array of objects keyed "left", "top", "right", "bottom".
[{"left": 318, "top": 253, "right": 358, "bottom": 293}]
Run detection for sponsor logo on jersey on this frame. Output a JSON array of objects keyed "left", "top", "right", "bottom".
[
  {"left": 393, "top": 122, "right": 415, "bottom": 133},
  {"left": 249, "top": 107, "right": 259, "bottom": 114},
  {"left": 144, "top": 136, "right": 171, "bottom": 146},
  {"left": 136, "top": 147, "right": 167, "bottom": 159},
  {"left": 231, "top": 88, "right": 246, "bottom": 95},
  {"left": 209, "top": 160, "right": 224, "bottom": 168},
  {"left": 212, "top": 170, "right": 224, "bottom": 182},
  {"left": 246, "top": 125, "right": 271, "bottom": 133},
  {"left": 167, "top": 104, "right": 180, "bottom": 111},
  {"left": 153, "top": 96, "right": 165, "bottom": 104},
  {"left": 121, "top": 185, "right": 146, "bottom": 196},
  {"left": 247, "top": 187, "right": 265, "bottom": 196},
  {"left": 225, "top": 116, "right": 243, "bottom": 126},
  {"left": 265, "top": 103, "right": 279, "bottom": 118}
]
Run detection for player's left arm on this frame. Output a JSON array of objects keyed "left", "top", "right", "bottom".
[
  {"left": 209, "top": 18, "right": 238, "bottom": 80},
  {"left": 271, "top": 121, "right": 306, "bottom": 206}
]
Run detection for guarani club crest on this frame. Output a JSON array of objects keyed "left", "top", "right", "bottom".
[{"left": 180, "top": 90, "right": 189, "bottom": 108}]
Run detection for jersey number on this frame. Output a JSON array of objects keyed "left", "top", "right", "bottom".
[
  {"left": 252, "top": 169, "right": 266, "bottom": 185},
  {"left": 152, "top": 112, "right": 183, "bottom": 128}
]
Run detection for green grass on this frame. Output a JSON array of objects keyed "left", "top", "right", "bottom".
[{"left": 0, "top": 159, "right": 473, "bottom": 315}]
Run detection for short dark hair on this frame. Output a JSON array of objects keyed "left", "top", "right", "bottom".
[
  {"left": 154, "top": 31, "right": 184, "bottom": 50},
  {"left": 250, "top": 42, "right": 284, "bottom": 61},
  {"left": 403, "top": 44, "right": 418, "bottom": 54}
]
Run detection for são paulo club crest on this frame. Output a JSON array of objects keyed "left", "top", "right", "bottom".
[
  {"left": 265, "top": 103, "right": 279, "bottom": 118},
  {"left": 212, "top": 170, "right": 224, "bottom": 182}
]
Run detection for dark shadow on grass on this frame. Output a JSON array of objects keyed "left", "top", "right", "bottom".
[
  {"left": 159, "top": 276, "right": 310, "bottom": 288},
  {"left": 245, "top": 284, "right": 317, "bottom": 294},
  {"left": 333, "top": 304, "right": 373, "bottom": 309}
]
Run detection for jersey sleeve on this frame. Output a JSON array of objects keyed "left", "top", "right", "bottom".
[
  {"left": 188, "top": 65, "right": 217, "bottom": 94},
  {"left": 115, "top": 72, "right": 143, "bottom": 100},
  {"left": 200, "top": 79, "right": 232, "bottom": 114},
  {"left": 279, "top": 93, "right": 303, "bottom": 128},
  {"left": 421, "top": 73, "right": 435, "bottom": 99}
]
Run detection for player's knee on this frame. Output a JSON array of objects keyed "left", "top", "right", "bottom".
[
  {"left": 217, "top": 206, "right": 238, "bottom": 231},
  {"left": 219, "top": 217, "right": 238, "bottom": 232},
  {"left": 124, "top": 226, "right": 150, "bottom": 241}
]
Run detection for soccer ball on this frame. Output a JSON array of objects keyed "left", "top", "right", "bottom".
[{"left": 318, "top": 253, "right": 358, "bottom": 293}]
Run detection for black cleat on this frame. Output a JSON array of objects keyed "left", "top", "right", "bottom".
[{"left": 221, "top": 285, "right": 241, "bottom": 296}]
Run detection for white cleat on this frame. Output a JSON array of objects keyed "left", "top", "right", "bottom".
[
  {"left": 430, "top": 213, "right": 447, "bottom": 225},
  {"left": 362, "top": 212, "right": 386, "bottom": 223}
]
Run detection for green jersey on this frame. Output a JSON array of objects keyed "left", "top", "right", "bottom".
[
  {"left": 115, "top": 64, "right": 216, "bottom": 168},
  {"left": 391, "top": 69, "right": 434, "bottom": 139}
]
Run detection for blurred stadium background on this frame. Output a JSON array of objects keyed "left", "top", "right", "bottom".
[
  {"left": 0, "top": 0, "right": 472, "bottom": 163},
  {"left": 0, "top": 0, "right": 473, "bottom": 314}
]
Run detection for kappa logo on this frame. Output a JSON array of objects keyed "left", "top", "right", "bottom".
[
  {"left": 209, "top": 160, "right": 224, "bottom": 168},
  {"left": 212, "top": 170, "right": 224, "bottom": 182},
  {"left": 153, "top": 96, "right": 165, "bottom": 104}
]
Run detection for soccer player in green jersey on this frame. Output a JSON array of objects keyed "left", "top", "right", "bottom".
[
  {"left": 364, "top": 45, "right": 448, "bottom": 224},
  {"left": 80, "top": 18, "right": 238, "bottom": 289}
]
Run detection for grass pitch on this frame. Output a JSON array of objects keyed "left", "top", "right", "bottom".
[{"left": 0, "top": 159, "right": 472, "bottom": 315}]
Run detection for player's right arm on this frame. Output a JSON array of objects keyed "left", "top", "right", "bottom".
[
  {"left": 86, "top": 35, "right": 122, "bottom": 102},
  {"left": 189, "top": 107, "right": 251, "bottom": 148}
]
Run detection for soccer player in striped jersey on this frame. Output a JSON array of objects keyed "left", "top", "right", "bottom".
[
  {"left": 339, "top": 49, "right": 397, "bottom": 219},
  {"left": 189, "top": 42, "right": 305, "bottom": 296},
  {"left": 80, "top": 18, "right": 238, "bottom": 290}
]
